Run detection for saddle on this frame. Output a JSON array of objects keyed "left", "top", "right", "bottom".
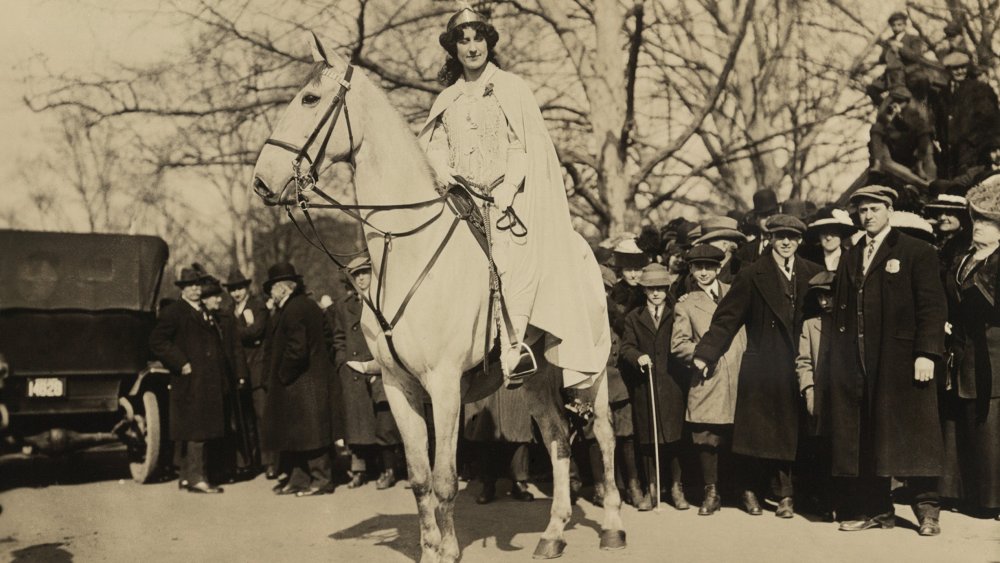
[{"left": 445, "top": 183, "right": 537, "bottom": 391}]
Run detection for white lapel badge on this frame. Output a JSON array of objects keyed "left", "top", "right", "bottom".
[{"left": 885, "top": 259, "right": 900, "bottom": 274}]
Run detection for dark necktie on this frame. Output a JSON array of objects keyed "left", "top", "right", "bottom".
[
  {"left": 652, "top": 307, "right": 660, "bottom": 327},
  {"left": 784, "top": 257, "right": 793, "bottom": 276},
  {"left": 710, "top": 289, "right": 719, "bottom": 303}
]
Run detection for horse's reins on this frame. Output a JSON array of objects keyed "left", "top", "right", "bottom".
[{"left": 257, "top": 62, "right": 521, "bottom": 379}]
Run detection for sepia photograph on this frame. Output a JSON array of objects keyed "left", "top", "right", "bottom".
[{"left": 1, "top": 1, "right": 999, "bottom": 561}]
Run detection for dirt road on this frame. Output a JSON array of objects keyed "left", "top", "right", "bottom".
[{"left": 1, "top": 451, "right": 997, "bottom": 562}]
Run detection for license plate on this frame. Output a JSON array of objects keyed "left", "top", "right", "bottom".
[{"left": 27, "top": 378, "right": 66, "bottom": 398}]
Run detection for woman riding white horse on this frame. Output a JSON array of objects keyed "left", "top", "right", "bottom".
[{"left": 419, "top": 7, "right": 610, "bottom": 389}]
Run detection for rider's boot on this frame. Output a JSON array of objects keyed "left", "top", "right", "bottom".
[{"left": 502, "top": 314, "right": 536, "bottom": 389}]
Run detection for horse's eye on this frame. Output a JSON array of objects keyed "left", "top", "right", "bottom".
[{"left": 302, "top": 93, "right": 321, "bottom": 106}]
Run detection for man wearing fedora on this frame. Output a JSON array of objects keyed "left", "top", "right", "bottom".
[
  {"left": 223, "top": 268, "right": 273, "bottom": 477},
  {"left": 334, "top": 256, "right": 402, "bottom": 491},
  {"left": 149, "top": 265, "right": 228, "bottom": 494},
  {"left": 828, "top": 186, "right": 947, "bottom": 536},
  {"left": 691, "top": 215, "right": 748, "bottom": 285},
  {"left": 263, "top": 262, "right": 344, "bottom": 497},
  {"left": 694, "top": 215, "right": 822, "bottom": 519}
]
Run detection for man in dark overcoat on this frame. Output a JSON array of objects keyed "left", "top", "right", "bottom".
[
  {"left": 263, "top": 263, "right": 344, "bottom": 496},
  {"left": 149, "top": 266, "right": 228, "bottom": 494},
  {"left": 334, "top": 256, "right": 402, "bottom": 490},
  {"left": 223, "top": 269, "right": 272, "bottom": 476},
  {"left": 828, "top": 186, "right": 947, "bottom": 536},
  {"left": 695, "top": 215, "right": 822, "bottom": 518},
  {"left": 621, "top": 263, "right": 689, "bottom": 510}
]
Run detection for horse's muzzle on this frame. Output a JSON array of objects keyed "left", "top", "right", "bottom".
[{"left": 253, "top": 176, "right": 279, "bottom": 206}]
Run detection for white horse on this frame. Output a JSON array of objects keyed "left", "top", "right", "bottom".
[{"left": 252, "top": 34, "right": 624, "bottom": 563}]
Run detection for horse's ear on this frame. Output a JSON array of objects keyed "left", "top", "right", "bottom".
[{"left": 308, "top": 31, "right": 330, "bottom": 65}]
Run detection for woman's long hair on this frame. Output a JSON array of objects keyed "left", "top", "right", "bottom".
[{"left": 437, "top": 22, "right": 501, "bottom": 86}]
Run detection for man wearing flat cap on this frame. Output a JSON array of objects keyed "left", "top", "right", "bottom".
[
  {"left": 263, "top": 262, "right": 344, "bottom": 496},
  {"left": 334, "top": 256, "right": 402, "bottom": 490},
  {"left": 828, "top": 186, "right": 947, "bottom": 536},
  {"left": 937, "top": 51, "right": 1000, "bottom": 179},
  {"left": 693, "top": 214, "right": 822, "bottom": 519},
  {"left": 223, "top": 268, "right": 272, "bottom": 476},
  {"left": 149, "top": 265, "right": 229, "bottom": 494}
]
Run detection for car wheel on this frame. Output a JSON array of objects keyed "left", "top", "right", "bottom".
[{"left": 128, "top": 391, "right": 163, "bottom": 483}]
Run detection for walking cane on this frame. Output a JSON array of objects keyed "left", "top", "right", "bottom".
[{"left": 643, "top": 362, "right": 662, "bottom": 512}]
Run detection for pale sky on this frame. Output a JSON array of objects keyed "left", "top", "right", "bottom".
[{"left": 0, "top": 0, "right": 188, "bottom": 207}]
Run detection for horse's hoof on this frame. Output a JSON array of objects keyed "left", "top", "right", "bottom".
[
  {"left": 599, "top": 529, "right": 626, "bottom": 550},
  {"left": 532, "top": 538, "right": 566, "bottom": 559}
]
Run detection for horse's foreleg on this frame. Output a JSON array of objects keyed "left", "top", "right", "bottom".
[
  {"left": 426, "top": 375, "right": 462, "bottom": 563},
  {"left": 383, "top": 377, "right": 440, "bottom": 563},
  {"left": 591, "top": 371, "right": 626, "bottom": 550},
  {"left": 527, "top": 369, "right": 572, "bottom": 559}
]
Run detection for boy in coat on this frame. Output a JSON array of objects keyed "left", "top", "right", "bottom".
[
  {"left": 694, "top": 215, "right": 822, "bottom": 519},
  {"left": 334, "top": 256, "right": 402, "bottom": 490},
  {"left": 671, "top": 244, "right": 745, "bottom": 515},
  {"left": 621, "top": 263, "right": 689, "bottom": 511}
]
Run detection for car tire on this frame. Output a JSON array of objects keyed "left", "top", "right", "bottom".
[{"left": 128, "top": 391, "right": 163, "bottom": 483}]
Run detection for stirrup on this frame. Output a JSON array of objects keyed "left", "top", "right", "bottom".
[{"left": 502, "top": 341, "right": 537, "bottom": 389}]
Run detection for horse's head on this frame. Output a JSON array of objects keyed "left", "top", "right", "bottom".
[{"left": 252, "top": 33, "right": 360, "bottom": 205}]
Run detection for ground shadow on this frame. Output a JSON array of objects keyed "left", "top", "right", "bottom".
[
  {"left": 9, "top": 542, "right": 73, "bottom": 562},
  {"left": 0, "top": 448, "right": 131, "bottom": 492},
  {"left": 329, "top": 481, "right": 606, "bottom": 562}
]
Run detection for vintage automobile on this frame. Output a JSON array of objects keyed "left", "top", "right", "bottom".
[{"left": 0, "top": 230, "right": 171, "bottom": 483}]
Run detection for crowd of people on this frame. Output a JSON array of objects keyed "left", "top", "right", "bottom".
[
  {"left": 147, "top": 6, "right": 999, "bottom": 546},
  {"left": 588, "top": 180, "right": 1000, "bottom": 537},
  {"left": 863, "top": 12, "right": 1000, "bottom": 195}
]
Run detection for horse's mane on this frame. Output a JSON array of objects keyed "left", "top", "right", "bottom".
[{"left": 304, "top": 62, "right": 434, "bottom": 184}]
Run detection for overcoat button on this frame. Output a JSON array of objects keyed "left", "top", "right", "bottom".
[{"left": 839, "top": 327, "right": 845, "bottom": 332}]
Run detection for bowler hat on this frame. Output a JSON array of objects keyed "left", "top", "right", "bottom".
[
  {"left": 347, "top": 255, "right": 372, "bottom": 275},
  {"left": 967, "top": 176, "right": 1000, "bottom": 223},
  {"left": 780, "top": 198, "right": 809, "bottom": 220},
  {"left": 201, "top": 278, "right": 224, "bottom": 298},
  {"left": 693, "top": 215, "right": 747, "bottom": 245},
  {"left": 765, "top": 214, "right": 807, "bottom": 236},
  {"left": 262, "top": 262, "right": 303, "bottom": 294},
  {"left": 638, "top": 263, "right": 673, "bottom": 288},
  {"left": 175, "top": 264, "right": 211, "bottom": 288},
  {"left": 849, "top": 185, "right": 897, "bottom": 206},
  {"left": 685, "top": 244, "right": 725, "bottom": 265},
  {"left": 751, "top": 189, "right": 780, "bottom": 218},
  {"left": 222, "top": 268, "right": 252, "bottom": 289}
]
